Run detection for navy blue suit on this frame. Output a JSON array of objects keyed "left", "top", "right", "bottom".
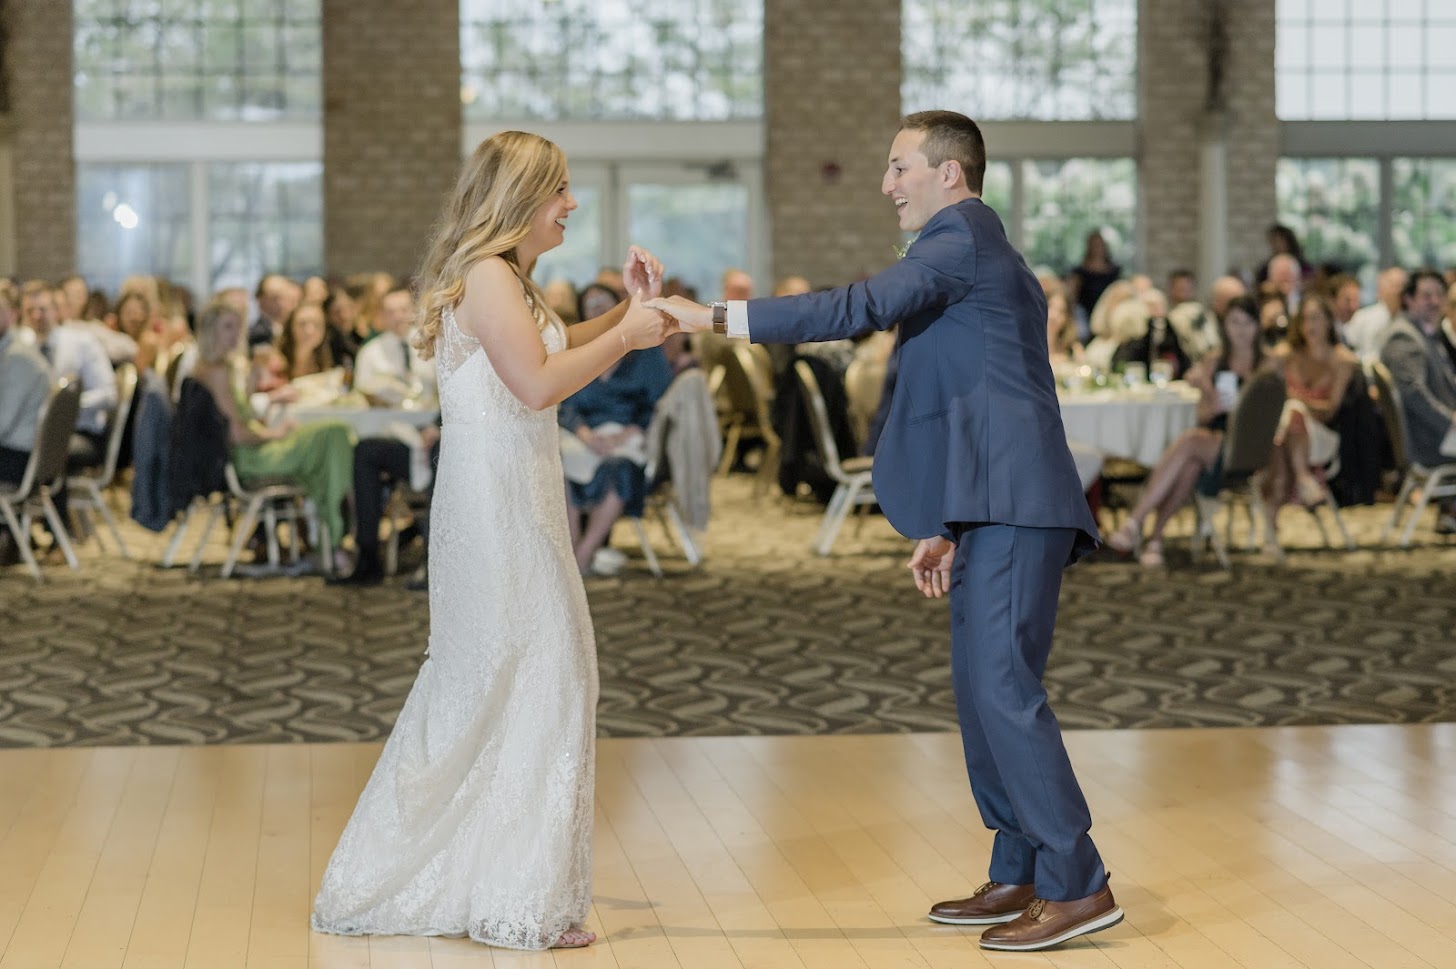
[{"left": 747, "top": 198, "right": 1107, "bottom": 900}]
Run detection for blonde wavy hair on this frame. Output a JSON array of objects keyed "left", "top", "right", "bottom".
[{"left": 413, "top": 131, "right": 567, "bottom": 360}]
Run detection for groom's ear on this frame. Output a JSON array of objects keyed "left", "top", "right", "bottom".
[{"left": 939, "top": 159, "right": 964, "bottom": 189}]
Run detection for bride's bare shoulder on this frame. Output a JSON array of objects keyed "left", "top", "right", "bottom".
[{"left": 457, "top": 257, "right": 529, "bottom": 336}]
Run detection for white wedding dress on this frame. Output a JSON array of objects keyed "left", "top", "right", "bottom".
[{"left": 312, "top": 304, "right": 598, "bottom": 950}]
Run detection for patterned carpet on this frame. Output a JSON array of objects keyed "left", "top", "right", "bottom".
[{"left": 1, "top": 477, "right": 1454, "bottom": 747}]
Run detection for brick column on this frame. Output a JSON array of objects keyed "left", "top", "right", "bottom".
[
  {"left": 322, "top": 0, "right": 462, "bottom": 280},
  {"left": 763, "top": 0, "right": 903, "bottom": 288},
  {"left": 1138, "top": 0, "right": 1278, "bottom": 287},
  {"left": 2, "top": 0, "right": 75, "bottom": 279}
]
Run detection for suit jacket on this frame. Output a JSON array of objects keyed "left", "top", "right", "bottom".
[
  {"left": 1379, "top": 316, "right": 1456, "bottom": 468},
  {"left": 745, "top": 198, "right": 1099, "bottom": 563}
]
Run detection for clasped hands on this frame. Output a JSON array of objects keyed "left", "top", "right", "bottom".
[{"left": 616, "top": 248, "right": 713, "bottom": 350}]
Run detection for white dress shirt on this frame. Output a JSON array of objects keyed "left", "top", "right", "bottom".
[
  {"left": 34, "top": 323, "right": 117, "bottom": 435},
  {"left": 1345, "top": 302, "right": 1394, "bottom": 361},
  {"left": 353, "top": 330, "right": 437, "bottom": 406}
]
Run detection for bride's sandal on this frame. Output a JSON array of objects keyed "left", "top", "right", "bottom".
[{"left": 552, "top": 928, "right": 597, "bottom": 949}]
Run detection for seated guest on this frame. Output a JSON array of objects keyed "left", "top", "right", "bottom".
[
  {"left": 1106, "top": 295, "right": 1267, "bottom": 566},
  {"left": 278, "top": 302, "right": 335, "bottom": 382},
  {"left": 1082, "top": 279, "right": 1137, "bottom": 371},
  {"left": 1440, "top": 281, "right": 1456, "bottom": 374},
  {"left": 1085, "top": 294, "right": 1149, "bottom": 373},
  {"left": 115, "top": 291, "right": 163, "bottom": 371},
  {"left": 1327, "top": 273, "right": 1363, "bottom": 347},
  {"left": 1259, "top": 294, "right": 1359, "bottom": 540},
  {"left": 543, "top": 279, "right": 580, "bottom": 325},
  {"left": 323, "top": 283, "right": 371, "bottom": 367},
  {"left": 1258, "top": 291, "right": 1288, "bottom": 348},
  {"left": 1040, "top": 274, "right": 1083, "bottom": 365},
  {"left": 1380, "top": 269, "right": 1456, "bottom": 531},
  {"left": 0, "top": 280, "right": 52, "bottom": 488},
  {"left": 20, "top": 281, "right": 117, "bottom": 524},
  {"left": 303, "top": 275, "right": 329, "bottom": 307},
  {"left": 248, "top": 274, "right": 301, "bottom": 350},
  {"left": 1112, "top": 289, "right": 1191, "bottom": 379},
  {"left": 191, "top": 299, "right": 356, "bottom": 573},
  {"left": 354, "top": 287, "right": 436, "bottom": 405},
  {"left": 1346, "top": 266, "right": 1409, "bottom": 360},
  {"left": 559, "top": 346, "right": 673, "bottom": 574},
  {"left": 331, "top": 423, "right": 440, "bottom": 587}
]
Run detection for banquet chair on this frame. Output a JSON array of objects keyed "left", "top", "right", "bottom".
[
  {"left": 843, "top": 355, "right": 887, "bottom": 450},
  {"left": 66, "top": 362, "right": 138, "bottom": 558},
  {"left": 715, "top": 344, "right": 780, "bottom": 495},
  {"left": 794, "top": 360, "right": 876, "bottom": 556},
  {"left": 0, "top": 380, "right": 83, "bottom": 582},
  {"left": 629, "top": 368, "right": 720, "bottom": 577},
  {"left": 1368, "top": 360, "right": 1456, "bottom": 547},
  {"left": 1191, "top": 370, "right": 1285, "bottom": 568}
]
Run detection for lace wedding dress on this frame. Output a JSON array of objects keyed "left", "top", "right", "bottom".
[{"left": 312, "top": 305, "right": 598, "bottom": 950}]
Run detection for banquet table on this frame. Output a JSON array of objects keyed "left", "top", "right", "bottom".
[
  {"left": 288, "top": 402, "right": 439, "bottom": 438},
  {"left": 1058, "top": 384, "right": 1200, "bottom": 466}
]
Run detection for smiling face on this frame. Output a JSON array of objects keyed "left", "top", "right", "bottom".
[
  {"left": 289, "top": 304, "right": 326, "bottom": 353},
  {"left": 882, "top": 129, "right": 957, "bottom": 233},
  {"left": 524, "top": 173, "right": 578, "bottom": 259}
]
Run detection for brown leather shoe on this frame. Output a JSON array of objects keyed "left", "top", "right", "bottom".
[
  {"left": 927, "top": 881, "right": 1035, "bottom": 925},
  {"left": 978, "top": 883, "right": 1123, "bottom": 951}
]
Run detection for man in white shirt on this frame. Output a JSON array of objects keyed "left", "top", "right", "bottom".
[
  {"left": 21, "top": 280, "right": 118, "bottom": 529},
  {"left": 0, "top": 280, "right": 53, "bottom": 488},
  {"left": 353, "top": 287, "right": 436, "bottom": 406},
  {"left": 1346, "top": 266, "right": 1409, "bottom": 360}
]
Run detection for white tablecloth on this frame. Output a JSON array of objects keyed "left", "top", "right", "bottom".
[
  {"left": 1059, "top": 386, "right": 1200, "bottom": 466},
  {"left": 289, "top": 404, "right": 438, "bottom": 438}
]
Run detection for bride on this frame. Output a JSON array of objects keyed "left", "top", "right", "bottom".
[{"left": 311, "top": 130, "right": 675, "bottom": 950}]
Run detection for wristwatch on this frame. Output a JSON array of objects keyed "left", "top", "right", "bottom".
[{"left": 710, "top": 301, "right": 728, "bottom": 334}]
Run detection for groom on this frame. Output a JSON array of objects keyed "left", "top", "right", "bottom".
[{"left": 650, "top": 110, "right": 1121, "bottom": 952}]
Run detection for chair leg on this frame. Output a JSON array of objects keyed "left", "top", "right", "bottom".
[
  {"left": 629, "top": 517, "right": 663, "bottom": 578},
  {"left": 190, "top": 502, "right": 225, "bottom": 574},
  {"left": 1398, "top": 480, "right": 1434, "bottom": 549},
  {"left": 0, "top": 500, "right": 41, "bottom": 581},
  {"left": 817, "top": 481, "right": 860, "bottom": 556},
  {"left": 664, "top": 502, "right": 701, "bottom": 566},
  {"left": 717, "top": 422, "right": 742, "bottom": 477},
  {"left": 1325, "top": 495, "right": 1356, "bottom": 550},
  {"left": 1381, "top": 472, "right": 1417, "bottom": 544},
  {"left": 222, "top": 498, "right": 264, "bottom": 578},
  {"left": 86, "top": 480, "right": 130, "bottom": 559},
  {"left": 1198, "top": 495, "right": 1231, "bottom": 570},
  {"left": 39, "top": 490, "right": 81, "bottom": 571}
]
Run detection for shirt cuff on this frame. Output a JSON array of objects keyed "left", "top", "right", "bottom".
[{"left": 726, "top": 301, "right": 750, "bottom": 339}]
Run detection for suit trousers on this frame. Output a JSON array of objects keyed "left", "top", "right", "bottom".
[{"left": 949, "top": 522, "right": 1106, "bottom": 901}]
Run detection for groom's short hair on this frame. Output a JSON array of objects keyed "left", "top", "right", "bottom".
[{"left": 900, "top": 110, "right": 986, "bottom": 195}]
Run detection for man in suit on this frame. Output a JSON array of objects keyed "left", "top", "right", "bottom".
[
  {"left": 649, "top": 110, "right": 1119, "bottom": 952},
  {"left": 1379, "top": 269, "right": 1456, "bottom": 532}
]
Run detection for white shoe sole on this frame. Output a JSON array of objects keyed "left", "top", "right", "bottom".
[
  {"left": 927, "top": 909, "right": 1023, "bottom": 926},
  {"left": 978, "top": 906, "right": 1124, "bottom": 951}
]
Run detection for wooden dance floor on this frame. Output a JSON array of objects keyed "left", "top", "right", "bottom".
[{"left": 3, "top": 725, "right": 1454, "bottom": 968}]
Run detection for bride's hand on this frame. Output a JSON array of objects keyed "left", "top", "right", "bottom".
[
  {"left": 615, "top": 294, "right": 674, "bottom": 351},
  {"left": 622, "top": 246, "right": 664, "bottom": 300}
]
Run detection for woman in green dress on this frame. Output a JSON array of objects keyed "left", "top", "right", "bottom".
[{"left": 192, "top": 298, "right": 356, "bottom": 572}]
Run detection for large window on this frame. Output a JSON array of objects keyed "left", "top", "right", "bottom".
[
  {"left": 1276, "top": 158, "right": 1381, "bottom": 283},
  {"left": 73, "top": 0, "right": 321, "bottom": 121},
  {"left": 208, "top": 163, "right": 324, "bottom": 290},
  {"left": 1277, "top": 0, "right": 1456, "bottom": 120},
  {"left": 77, "top": 162, "right": 323, "bottom": 298},
  {"left": 902, "top": 0, "right": 1137, "bottom": 120},
  {"left": 1022, "top": 158, "right": 1136, "bottom": 273},
  {"left": 1392, "top": 158, "right": 1456, "bottom": 270},
  {"left": 77, "top": 164, "right": 193, "bottom": 296},
  {"left": 459, "top": 0, "right": 762, "bottom": 121}
]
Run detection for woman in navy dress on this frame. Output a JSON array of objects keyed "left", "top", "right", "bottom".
[{"left": 559, "top": 345, "right": 672, "bottom": 573}]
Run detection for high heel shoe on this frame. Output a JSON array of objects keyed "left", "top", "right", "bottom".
[
  {"left": 1104, "top": 520, "right": 1140, "bottom": 557},
  {"left": 1296, "top": 475, "right": 1326, "bottom": 509}
]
